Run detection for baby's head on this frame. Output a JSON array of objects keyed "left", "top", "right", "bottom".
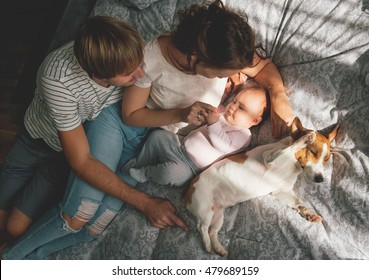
[{"left": 224, "top": 80, "right": 269, "bottom": 128}]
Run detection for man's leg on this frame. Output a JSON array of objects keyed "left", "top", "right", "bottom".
[
  {"left": 0, "top": 132, "right": 39, "bottom": 235},
  {"left": 0, "top": 130, "right": 69, "bottom": 241}
]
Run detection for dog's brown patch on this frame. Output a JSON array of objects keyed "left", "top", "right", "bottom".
[
  {"left": 227, "top": 152, "right": 248, "bottom": 164},
  {"left": 295, "top": 132, "right": 331, "bottom": 167},
  {"left": 292, "top": 117, "right": 339, "bottom": 165},
  {"left": 315, "top": 133, "right": 331, "bottom": 161},
  {"left": 184, "top": 175, "right": 199, "bottom": 206}
]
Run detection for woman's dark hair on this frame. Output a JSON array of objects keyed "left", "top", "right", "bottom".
[{"left": 171, "top": 0, "right": 256, "bottom": 70}]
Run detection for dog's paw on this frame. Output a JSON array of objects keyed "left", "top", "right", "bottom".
[
  {"left": 213, "top": 245, "right": 228, "bottom": 257},
  {"left": 296, "top": 206, "right": 322, "bottom": 222},
  {"left": 204, "top": 243, "right": 212, "bottom": 254}
]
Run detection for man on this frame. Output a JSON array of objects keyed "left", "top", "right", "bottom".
[{"left": 0, "top": 16, "right": 188, "bottom": 253}]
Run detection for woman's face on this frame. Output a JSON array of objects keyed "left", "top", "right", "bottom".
[{"left": 195, "top": 63, "right": 242, "bottom": 79}]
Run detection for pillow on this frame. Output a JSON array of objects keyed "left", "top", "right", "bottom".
[
  {"left": 92, "top": 0, "right": 176, "bottom": 42},
  {"left": 121, "top": 0, "right": 161, "bottom": 10}
]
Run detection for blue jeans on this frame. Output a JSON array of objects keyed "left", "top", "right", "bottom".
[{"left": 3, "top": 102, "right": 149, "bottom": 259}]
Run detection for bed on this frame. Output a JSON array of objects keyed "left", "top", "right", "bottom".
[{"left": 49, "top": 0, "right": 369, "bottom": 259}]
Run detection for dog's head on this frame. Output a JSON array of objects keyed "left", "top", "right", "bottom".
[{"left": 290, "top": 117, "right": 339, "bottom": 183}]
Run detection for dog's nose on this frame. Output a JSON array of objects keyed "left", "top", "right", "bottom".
[{"left": 314, "top": 175, "right": 323, "bottom": 183}]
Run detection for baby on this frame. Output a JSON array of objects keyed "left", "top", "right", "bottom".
[{"left": 123, "top": 80, "right": 270, "bottom": 186}]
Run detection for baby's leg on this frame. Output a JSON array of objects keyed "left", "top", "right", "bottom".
[
  {"left": 130, "top": 129, "right": 195, "bottom": 186},
  {"left": 131, "top": 160, "right": 194, "bottom": 186},
  {"left": 129, "top": 129, "right": 168, "bottom": 168}
]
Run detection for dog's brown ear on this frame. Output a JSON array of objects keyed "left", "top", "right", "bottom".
[
  {"left": 290, "top": 117, "right": 305, "bottom": 140},
  {"left": 318, "top": 123, "right": 339, "bottom": 143},
  {"left": 328, "top": 125, "right": 339, "bottom": 143}
]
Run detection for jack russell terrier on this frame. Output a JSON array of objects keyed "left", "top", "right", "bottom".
[{"left": 184, "top": 117, "right": 339, "bottom": 256}]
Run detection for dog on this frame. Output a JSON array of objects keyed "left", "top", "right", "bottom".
[{"left": 184, "top": 117, "right": 339, "bottom": 256}]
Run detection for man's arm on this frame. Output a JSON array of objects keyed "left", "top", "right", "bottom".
[{"left": 58, "top": 125, "right": 189, "bottom": 230}]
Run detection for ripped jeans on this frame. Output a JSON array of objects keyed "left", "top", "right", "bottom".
[{"left": 2, "top": 102, "right": 149, "bottom": 259}]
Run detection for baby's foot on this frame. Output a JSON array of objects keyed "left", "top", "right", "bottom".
[
  {"left": 121, "top": 158, "right": 137, "bottom": 174},
  {"left": 129, "top": 168, "right": 148, "bottom": 183}
]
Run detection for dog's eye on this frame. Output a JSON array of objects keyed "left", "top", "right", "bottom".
[{"left": 310, "top": 150, "right": 317, "bottom": 156}]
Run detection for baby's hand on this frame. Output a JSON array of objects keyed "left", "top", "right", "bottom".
[{"left": 206, "top": 109, "right": 221, "bottom": 125}]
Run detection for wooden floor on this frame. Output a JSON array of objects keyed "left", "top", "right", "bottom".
[{"left": 0, "top": 1, "right": 67, "bottom": 168}]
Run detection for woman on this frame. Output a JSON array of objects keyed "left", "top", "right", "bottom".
[{"left": 122, "top": 0, "right": 293, "bottom": 138}]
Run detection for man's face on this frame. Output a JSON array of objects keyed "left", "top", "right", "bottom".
[{"left": 106, "top": 65, "right": 145, "bottom": 87}]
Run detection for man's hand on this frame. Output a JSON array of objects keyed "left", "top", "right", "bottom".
[{"left": 142, "top": 197, "right": 190, "bottom": 231}]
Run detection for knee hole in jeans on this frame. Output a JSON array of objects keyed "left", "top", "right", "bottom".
[
  {"left": 86, "top": 209, "right": 117, "bottom": 236},
  {"left": 74, "top": 198, "right": 100, "bottom": 223}
]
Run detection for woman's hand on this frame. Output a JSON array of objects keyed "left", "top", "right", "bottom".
[{"left": 180, "top": 101, "right": 218, "bottom": 125}]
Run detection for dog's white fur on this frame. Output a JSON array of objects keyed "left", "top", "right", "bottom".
[{"left": 184, "top": 117, "right": 339, "bottom": 256}]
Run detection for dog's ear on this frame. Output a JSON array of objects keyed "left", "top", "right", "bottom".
[
  {"left": 290, "top": 117, "right": 305, "bottom": 140},
  {"left": 328, "top": 125, "right": 339, "bottom": 143},
  {"left": 319, "top": 123, "right": 339, "bottom": 143}
]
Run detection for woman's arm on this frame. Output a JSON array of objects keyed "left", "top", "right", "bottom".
[
  {"left": 242, "top": 54, "right": 295, "bottom": 138},
  {"left": 122, "top": 84, "right": 218, "bottom": 127},
  {"left": 122, "top": 85, "right": 183, "bottom": 127}
]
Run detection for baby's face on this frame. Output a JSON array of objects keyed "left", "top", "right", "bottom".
[{"left": 224, "top": 88, "right": 266, "bottom": 128}]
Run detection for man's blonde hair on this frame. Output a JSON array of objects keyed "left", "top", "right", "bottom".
[{"left": 74, "top": 16, "right": 144, "bottom": 79}]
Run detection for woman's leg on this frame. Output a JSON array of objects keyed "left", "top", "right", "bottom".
[
  {"left": 25, "top": 227, "right": 94, "bottom": 260},
  {"left": 1, "top": 167, "right": 110, "bottom": 260},
  {"left": 62, "top": 102, "right": 149, "bottom": 228},
  {"left": 4, "top": 175, "right": 123, "bottom": 260},
  {"left": 2, "top": 204, "right": 71, "bottom": 259},
  {"left": 23, "top": 194, "right": 123, "bottom": 260},
  {"left": 46, "top": 102, "right": 149, "bottom": 254}
]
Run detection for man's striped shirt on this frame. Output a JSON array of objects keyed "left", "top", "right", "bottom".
[{"left": 24, "top": 41, "right": 124, "bottom": 151}]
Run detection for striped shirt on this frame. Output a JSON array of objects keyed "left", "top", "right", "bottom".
[{"left": 24, "top": 41, "right": 124, "bottom": 151}]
